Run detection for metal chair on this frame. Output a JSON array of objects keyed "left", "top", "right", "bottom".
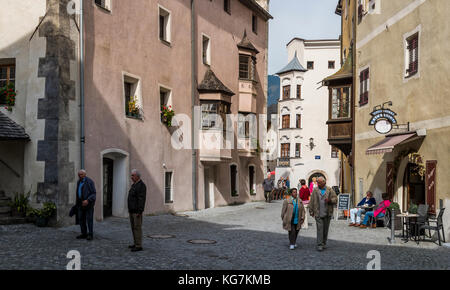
[
  {"left": 419, "top": 208, "right": 446, "bottom": 246},
  {"left": 409, "top": 204, "right": 429, "bottom": 243}
]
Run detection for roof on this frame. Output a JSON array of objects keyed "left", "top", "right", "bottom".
[
  {"left": 239, "top": 0, "right": 273, "bottom": 21},
  {"left": 198, "top": 69, "right": 235, "bottom": 96},
  {"left": 237, "top": 30, "right": 259, "bottom": 54},
  {"left": 276, "top": 51, "right": 307, "bottom": 75},
  {"left": 322, "top": 50, "right": 353, "bottom": 84},
  {"left": 366, "top": 132, "right": 419, "bottom": 155},
  {"left": 0, "top": 112, "right": 30, "bottom": 141}
]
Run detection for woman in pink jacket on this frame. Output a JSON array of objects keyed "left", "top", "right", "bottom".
[{"left": 360, "top": 193, "right": 391, "bottom": 228}]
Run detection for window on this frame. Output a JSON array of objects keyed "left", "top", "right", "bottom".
[
  {"left": 358, "top": 0, "right": 364, "bottom": 23},
  {"left": 159, "top": 6, "right": 171, "bottom": 43},
  {"left": 202, "top": 35, "right": 211, "bottom": 65},
  {"left": 296, "top": 85, "right": 302, "bottom": 99},
  {"left": 94, "top": 0, "right": 111, "bottom": 11},
  {"left": 238, "top": 113, "right": 256, "bottom": 139},
  {"left": 282, "top": 115, "right": 290, "bottom": 129},
  {"left": 296, "top": 114, "right": 301, "bottom": 129},
  {"left": 230, "top": 165, "right": 238, "bottom": 196},
  {"left": 160, "top": 86, "right": 172, "bottom": 123},
  {"left": 239, "top": 55, "right": 255, "bottom": 80},
  {"left": 328, "top": 61, "right": 335, "bottom": 69},
  {"left": 359, "top": 68, "right": 369, "bottom": 106},
  {"left": 0, "top": 60, "right": 15, "bottom": 105},
  {"left": 331, "top": 146, "right": 339, "bottom": 158},
  {"left": 165, "top": 171, "right": 174, "bottom": 203},
  {"left": 249, "top": 166, "right": 256, "bottom": 195},
  {"left": 123, "top": 74, "right": 142, "bottom": 118},
  {"left": 281, "top": 143, "right": 290, "bottom": 158},
  {"left": 295, "top": 144, "right": 301, "bottom": 158},
  {"left": 224, "top": 0, "right": 231, "bottom": 14},
  {"left": 201, "top": 101, "right": 230, "bottom": 130},
  {"left": 307, "top": 61, "right": 314, "bottom": 70},
  {"left": 252, "top": 14, "right": 258, "bottom": 34},
  {"left": 331, "top": 87, "right": 351, "bottom": 119},
  {"left": 282, "top": 85, "right": 290, "bottom": 100},
  {"left": 406, "top": 33, "right": 419, "bottom": 77}
]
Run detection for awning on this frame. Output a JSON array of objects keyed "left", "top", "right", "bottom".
[
  {"left": 0, "top": 112, "right": 30, "bottom": 141},
  {"left": 366, "top": 132, "right": 417, "bottom": 155}
]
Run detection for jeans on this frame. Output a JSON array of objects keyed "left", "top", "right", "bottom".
[
  {"left": 362, "top": 211, "right": 385, "bottom": 225},
  {"left": 78, "top": 206, "right": 94, "bottom": 236},
  {"left": 350, "top": 208, "right": 366, "bottom": 224}
]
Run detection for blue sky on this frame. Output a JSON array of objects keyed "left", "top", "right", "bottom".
[{"left": 268, "top": 0, "right": 341, "bottom": 75}]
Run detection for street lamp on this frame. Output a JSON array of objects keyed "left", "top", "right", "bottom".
[{"left": 309, "top": 138, "right": 316, "bottom": 150}]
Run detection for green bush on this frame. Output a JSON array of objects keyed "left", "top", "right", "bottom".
[
  {"left": 27, "top": 202, "right": 57, "bottom": 219},
  {"left": 388, "top": 202, "right": 400, "bottom": 210},
  {"left": 9, "top": 192, "right": 31, "bottom": 214}
]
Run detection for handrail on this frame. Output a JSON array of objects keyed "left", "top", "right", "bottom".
[{"left": 0, "top": 159, "right": 21, "bottom": 178}]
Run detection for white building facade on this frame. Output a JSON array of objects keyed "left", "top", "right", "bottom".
[{"left": 275, "top": 38, "right": 341, "bottom": 189}]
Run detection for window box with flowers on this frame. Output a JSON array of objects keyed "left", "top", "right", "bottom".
[
  {"left": 0, "top": 82, "right": 17, "bottom": 112},
  {"left": 161, "top": 105, "right": 175, "bottom": 127},
  {"left": 126, "top": 96, "right": 142, "bottom": 119}
]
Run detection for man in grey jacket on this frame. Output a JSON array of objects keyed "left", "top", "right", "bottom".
[
  {"left": 263, "top": 173, "right": 274, "bottom": 202},
  {"left": 128, "top": 169, "right": 147, "bottom": 252},
  {"left": 308, "top": 177, "right": 338, "bottom": 251}
]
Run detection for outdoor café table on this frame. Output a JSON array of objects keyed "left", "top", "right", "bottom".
[{"left": 396, "top": 213, "right": 420, "bottom": 244}]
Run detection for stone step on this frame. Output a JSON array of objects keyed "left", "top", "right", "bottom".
[
  {"left": 0, "top": 191, "right": 5, "bottom": 198},
  {"left": 0, "top": 216, "right": 29, "bottom": 226},
  {"left": 0, "top": 206, "right": 11, "bottom": 215},
  {"left": 0, "top": 199, "right": 11, "bottom": 207}
]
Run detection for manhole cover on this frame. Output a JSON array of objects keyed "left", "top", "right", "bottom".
[
  {"left": 188, "top": 239, "right": 217, "bottom": 245},
  {"left": 148, "top": 234, "right": 176, "bottom": 239}
]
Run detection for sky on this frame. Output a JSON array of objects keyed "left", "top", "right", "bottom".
[{"left": 268, "top": 0, "right": 342, "bottom": 75}]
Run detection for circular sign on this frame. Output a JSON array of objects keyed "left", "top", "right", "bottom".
[{"left": 374, "top": 119, "right": 393, "bottom": 134}]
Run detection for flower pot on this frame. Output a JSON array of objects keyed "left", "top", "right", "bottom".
[
  {"left": 11, "top": 208, "right": 26, "bottom": 218},
  {"left": 35, "top": 216, "right": 49, "bottom": 227}
]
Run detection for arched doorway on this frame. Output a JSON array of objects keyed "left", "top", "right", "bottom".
[
  {"left": 308, "top": 172, "right": 326, "bottom": 187},
  {"left": 403, "top": 163, "right": 426, "bottom": 210},
  {"left": 101, "top": 149, "right": 129, "bottom": 219}
]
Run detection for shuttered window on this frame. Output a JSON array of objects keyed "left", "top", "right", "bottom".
[
  {"left": 281, "top": 144, "right": 290, "bottom": 158},
  {"left": 359, "top": 68, "right": 369, "bottom": 106},
  {"left": 407, "top": 33, "right": 419, "bottom": 77}
]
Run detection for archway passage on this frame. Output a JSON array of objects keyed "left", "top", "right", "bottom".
[
  {"left": 308, "top": 172, "right": 326, "bottom": 187},
  {"left": 103, "top": 158, "right": 114, "bottom": 218}
]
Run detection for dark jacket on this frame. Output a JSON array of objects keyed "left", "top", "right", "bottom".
[
  {"left": 76, "top": 177, "right": 97, "bottom": 208},
  {"left": 357, "top": 197, "right": 377, "bottom": 207},
  {"left": 128, "top": 180, "right": 147, "bottom": 214},
  {"left": 263, "top": 178, "right": 274, "bottom": 192}
]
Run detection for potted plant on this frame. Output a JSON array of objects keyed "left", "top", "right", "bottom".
[
  {"left": 9, "top": 192, "right": 30, "bottom": 217},
  {"left": 127, "top": 96, "right": 142, "bottom": 118},
  {"left": 28, "top": 202, "right": 57, "bottom": 227},
  {"left": 387, "top": 202, "right": 402, "bottom": 230},
  {"left": 161, "top": 105, "right": 175, "bottom": 127},
  {"left": 0, "top": 82, "right": 17, "bottom": 112}
]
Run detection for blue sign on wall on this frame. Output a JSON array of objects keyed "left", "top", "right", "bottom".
[{"left": 315, "top": 156, "right": 321, "bottom": 160}]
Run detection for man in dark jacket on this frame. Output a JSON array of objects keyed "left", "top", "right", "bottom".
[
  {"left": 76, "top": 170, "right": 97, "bottom": 240},
  {"left": 128, "top": 169, "right": 147, "bottom": 252}
]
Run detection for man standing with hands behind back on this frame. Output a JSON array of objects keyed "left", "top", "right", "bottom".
[
  {"left": 128, "top": 169, "right": 147, "bottom": 252},
  {"left": 76, "top": 170, "right": 97, "bottom": 241},
  {"left": 309, "top": 177, "right": 337, "bottom": 252}
]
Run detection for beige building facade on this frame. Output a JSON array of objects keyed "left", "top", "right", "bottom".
[{"left": 354, "top": 0, "right": 450, "bottom": 240}]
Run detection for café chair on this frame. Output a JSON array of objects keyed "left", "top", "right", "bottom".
[
  {"left": 409, "top": 204, "right": 429, "bottom": 243},
  {"left": 419, "top": 208, "right": 446, "bottom": 246}
]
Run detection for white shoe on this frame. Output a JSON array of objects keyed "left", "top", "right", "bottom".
[
  {"left": 294, "top": 244, "right": 298, "bottom": 248},
  {"left": 290, "top": 245, "right": 295, "bottom": 250}
]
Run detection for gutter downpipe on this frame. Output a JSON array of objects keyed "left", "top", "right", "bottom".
[
  {"left": 351, "top": 0, "right": 357, "bottom": 201},
  {"left": 80, "top": 0, "right": 85, "bottom": 170},
  {"left": 191, "top": 0, "right": 198, "bottom": 211}
]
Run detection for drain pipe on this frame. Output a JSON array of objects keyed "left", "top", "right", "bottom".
[
  {"left": 191, "top": 0, "right": 198, "bottom": 211},
  {"left": 79, "top": 0, "right": 85, "bottom": 169}
]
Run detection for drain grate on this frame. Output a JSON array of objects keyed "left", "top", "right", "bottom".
[
  {"left": 255, "top": 207, "right": 266, "bottom": 210},
  {"left": 148, "top": 234, "right": 176, "bottom": 239},
  {"left": 188, "top": 239, "right": 217, "bottom": 245}
]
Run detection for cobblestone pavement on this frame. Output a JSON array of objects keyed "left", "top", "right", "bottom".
[{"left": 0, "top": 201, "right": 449, "bottom": 270}]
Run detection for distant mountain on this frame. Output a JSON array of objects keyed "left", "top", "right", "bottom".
[{"left": 268, "top": 75, "right": 280, "bottom": 106}]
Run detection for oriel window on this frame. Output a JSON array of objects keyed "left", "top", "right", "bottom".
[{"left": 331, "top": 86, "right": 351, "bottom": 119}]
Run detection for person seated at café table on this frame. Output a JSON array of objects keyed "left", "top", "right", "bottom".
[
  {"left": 349, "top": 191, "right": 376, "bottom": 227},
  {"left": 360, "top": 193, "right": 391, "bottom": 229}
]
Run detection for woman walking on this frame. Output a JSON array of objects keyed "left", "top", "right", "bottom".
[{"left": 281, "top": 188, "right": 306, "bottom": 250}]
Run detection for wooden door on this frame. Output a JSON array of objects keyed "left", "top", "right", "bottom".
[
  {"left": 103, "top": 158, "right": 114, "bottom": 218},
  {"left": 426, "top": 160, "right": 437, "bottom": 215}
]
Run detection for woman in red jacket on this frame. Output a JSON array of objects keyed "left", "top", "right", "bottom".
[{"left": 299, "top": 179, "right": 310, "bottom": 202}]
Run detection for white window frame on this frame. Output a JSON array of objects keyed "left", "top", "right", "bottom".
[
  {"left": 122, "top": 72, "right": 143, "bottom": 118},
  {"left": 358, "top": 64, "right": 370, "bottom": 108},
  {"left": 158, "top": 5, "right": 172, "bottom": 44},
  {"left": 403, "top": 25, "right": 421, "bottom": 83},
  {"left": 164, "top": 170, "right": 174, "bottom": 204},
  {"left": 94, "top": 0, "right": 112, "bottom": 11},
  {"left": 202, "top": 33, "right": 211, "bottom": 66}
]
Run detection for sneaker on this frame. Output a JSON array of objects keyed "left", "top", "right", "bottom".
[
  {"left": 76, "top": 234, "right": 87, "bottom": 239},
  {"left": 131, "top": 247, "right": 143, "bottom": 252},
  {"left": 290, "top": 245, "right": 295, "bottom": 250},
  {"left": 294, "top": 244, "right": 298, "bottom": 248},
  {"left": 317, "top": 246, "right": 324, "bottom": 252}
]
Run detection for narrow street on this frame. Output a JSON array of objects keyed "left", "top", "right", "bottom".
[{"left": 0, "top": 201, "right": 448, "bottom": 270}]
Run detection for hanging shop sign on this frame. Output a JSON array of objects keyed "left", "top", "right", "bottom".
[{"left": 369, "top": 108, "right": 398, "bottom": 134}]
